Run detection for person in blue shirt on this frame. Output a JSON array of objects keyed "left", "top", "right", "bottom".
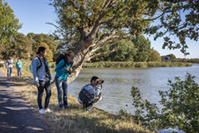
[
  {"left": 32, "top": 47, "right": 52, "bottom": 114},
  {"left": 55, "top": 51, "right": 74, "bottom": 110},
  {"left": 16, "top": 58, "right": 23, "bottom": 77}
]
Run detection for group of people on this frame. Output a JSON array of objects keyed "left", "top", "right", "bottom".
[
  {"left": 32, "top": 47, "right": 104, "bottom": 114},
  {"left": 6, "top": 57, "right": 23, "bottom": 77}
]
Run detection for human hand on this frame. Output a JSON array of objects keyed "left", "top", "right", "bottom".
[
  {"left": 65, "top": 67, "right": 69, "bottom": 72},
  {"left": 36, "top": 84, "right": 40, "bottom": 88},
  {"left": 69, "top": 68, "right": 73, "bottom": 72}
]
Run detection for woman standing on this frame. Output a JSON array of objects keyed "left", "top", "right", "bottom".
[
  {"left": 32, "top": 47, "right": 52, "bottom": 114},
  {"left": 55, "top": 51, "right": 74, "bottom": 110},
  {"left": 16, "top": 58, "right": 22, "bottom": 77}
]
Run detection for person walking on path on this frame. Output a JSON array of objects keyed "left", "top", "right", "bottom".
[
  {"left": 0, "top": 70, "right": 50, "bottom": 133},
  {"left": 54, "top": 51, "right": 74, "bottom": 110},
  {"left": 16, "top": 58, "right": 22, "bottom": 77},
  {"left": 32, "top": 47, "right": 52, "bottom": 114},
  {"left": 6, "top": 57, "right": 14, "bottom": 77}
]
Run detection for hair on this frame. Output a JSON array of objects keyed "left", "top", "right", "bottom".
[
  {"left": 64, "top": 51, "right": 74, "bottom": 65},
  {"left": 90, "top": 76, "right": 99, "bottom": 83},
  {"left": 37, "top": 47, "right": 46, "bottom": 54}
]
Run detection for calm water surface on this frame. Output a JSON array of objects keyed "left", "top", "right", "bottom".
[{"left": 67, "top": 64, "right": 199, "bottom": 114}]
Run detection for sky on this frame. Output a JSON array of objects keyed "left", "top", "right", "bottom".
[{"left": 5, "top": 0, "right": 199, "bottom": 58}]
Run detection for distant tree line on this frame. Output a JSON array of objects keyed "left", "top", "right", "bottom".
[
  {"left": 92, "top": 35, "right": 161, "bottom": 62},
  {"left": 0, "top": 32, "right": 60, "bottom": 62},
  {"left": 176, "top": 58, "right": 199, "bottom": 64}
]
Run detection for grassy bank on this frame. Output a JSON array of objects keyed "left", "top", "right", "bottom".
[
  {"left": 83, "top": 61, "right": 192, "bottom": 68},
  {"left": 0, "top": 66, "right": 152, "bottom": 133}
]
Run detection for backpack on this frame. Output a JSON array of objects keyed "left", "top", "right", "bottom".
[
  {"left": 30, "top": 56, "right": 42, "bottom": 73},
  {"left": 56, "top": 54, "right": 65, "bottom": 65},
  {"left": 79, "top": 84, "right": 95, "bottom": 108}
]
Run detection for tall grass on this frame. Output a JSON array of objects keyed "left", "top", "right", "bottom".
[
  {"left": 83, "top": 61, "right": 192, "bottom": 68},
  {"left": 0, "top": 67, "right": 152, "bottom": 133}
]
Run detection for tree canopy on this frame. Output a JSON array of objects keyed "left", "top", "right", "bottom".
[
  {"left": 49, "top": 0, "right": 199, "bottom": 82},
  {"left": 0, "top": 0, "right": 22, "bottom": 45}
]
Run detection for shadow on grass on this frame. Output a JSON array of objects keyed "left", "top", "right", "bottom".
[
  {"left": 35, "top": 103, "right": 148, "bottom": 133},
  {"left": 9, "top": 76, "right": 34, "bottom": 85}
]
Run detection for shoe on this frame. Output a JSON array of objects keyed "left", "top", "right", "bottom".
[
  {"left": 64, "top": 105, "right": 69, "bottom": 109},
  {"left": 39, "top": 109, "right": 45, "bottom": 114},
  {"left": 86, "top": 105, "right": 92, "bottom": 111},
  {"left": 59, "top": 106, "right": 64, "bottom": 110},
  {"left": 45, "top": 108, "right": 52, "bottom": 113}
]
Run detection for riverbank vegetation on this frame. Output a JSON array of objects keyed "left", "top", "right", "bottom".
[
  {"left": 119, "top": 73, "right": 199, "bottom": 132},
  {"left": 0, "top": 67, "right": 152, "bottom": 133},
  {"left": 83, "top": 61, "right": 192, "bottom": 68}
]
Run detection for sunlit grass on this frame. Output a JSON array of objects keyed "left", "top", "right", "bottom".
[
  {"left": 83, "top": 61, "right": 192, "bottom": 68},
  {"left": 0, "top": 67, "right": 152, "bottom": 133}
]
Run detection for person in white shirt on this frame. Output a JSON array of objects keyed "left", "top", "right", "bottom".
[
  {"left": 6, "top": 57, "right": 14, "bottom": 77},
  {"left": 78, "top": 76, "right": 104, "bottom": 110}
]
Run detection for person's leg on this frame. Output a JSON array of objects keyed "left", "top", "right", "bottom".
[
  {"left": 55, "top": 77, "right": 63, "bottom": 108},
  {"left": 37, "top": 80, "right": 45, "bottom": 109},
  {"left": 19, "top": 67, "right": 22, "bottom": 77},
  {"left": 7, "top": 67, "right": 10, "bottom": 77},
  {"left": 62, "top": 80, "right": 68, "bottom": 108},
  {"left": 10, "top": 67, "right": 12, "bottom": 76},
  {"left": 44, "top": 78, "right": 51, "bottom": 109},
  {"left": 17, "top": 67, "right": 19, "bottom": 76}
]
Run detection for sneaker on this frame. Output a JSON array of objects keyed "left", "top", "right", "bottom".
[
  {"left": 86, "top": 105, "right": 92, "bottom": 111},
  {"left": 45, "top": 108, "right": 52, "bottom": 113},
  {"left": 59, "top": 106, "right": 64, "bottom": 110},
  {"left": 64, "top": 105, "right": 69, "bottom": 109},
  {"left": 39, "top": 109, "right": 45, "bottom": 114}
]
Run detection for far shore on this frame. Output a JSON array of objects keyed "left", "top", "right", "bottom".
[{"left": 81, "top": 61, "right": 192, "bottom": 68}]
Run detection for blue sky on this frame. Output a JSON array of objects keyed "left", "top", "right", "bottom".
[{"left": 5, "top": 0, "right": 199, "bottom": 58}]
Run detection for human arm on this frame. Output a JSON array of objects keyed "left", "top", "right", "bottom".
[{"left": 32, "top": 58, "right": 40, "bottom": 86}]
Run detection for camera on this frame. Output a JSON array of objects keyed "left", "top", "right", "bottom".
[{"left": 97, "top": 80, "right": 104, "bottom": 84}]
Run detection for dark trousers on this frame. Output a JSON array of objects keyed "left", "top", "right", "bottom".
[
  {"left": 7, "top": 67, "right": 12, "bottom": 77},
  {"left": 37, "top": 78, "right": 51, "bottom": 109}
]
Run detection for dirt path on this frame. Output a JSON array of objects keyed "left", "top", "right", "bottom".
[{"left": 0, "top": 70, "right": 50, "bottom": 133}]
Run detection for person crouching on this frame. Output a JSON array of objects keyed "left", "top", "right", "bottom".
[{"left": 78, "top": 76, "right": 104, "bottom": 110}]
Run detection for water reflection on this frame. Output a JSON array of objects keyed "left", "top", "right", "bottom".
[{"left": 67, "top": 64, "right": 199, "bottom": 114}]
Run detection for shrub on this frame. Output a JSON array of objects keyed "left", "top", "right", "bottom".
[{"left": 119, "top": 73, "right": 199, "bottom": 132}]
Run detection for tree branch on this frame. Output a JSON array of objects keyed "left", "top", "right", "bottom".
[{"left": 89, "top": 48, "right": 119, "bottom": 60}]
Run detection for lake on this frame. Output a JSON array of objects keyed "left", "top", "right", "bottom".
[{"left": 66, "top": 64, "right": 199, "bottom": 115}]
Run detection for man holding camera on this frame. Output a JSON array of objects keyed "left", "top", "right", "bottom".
[{"left": 78, "top": 76, "right": 104, "bottom": 110}]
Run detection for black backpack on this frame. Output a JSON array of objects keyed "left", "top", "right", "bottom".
[{"left": 56, "top": 54, "right": 66, "bottom": 66}]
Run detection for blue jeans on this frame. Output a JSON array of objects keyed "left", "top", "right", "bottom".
[
  {"left": 55, "top": 76, "right": 68, "bottom": 108},
  {"left": 17, "top": 67, "right": 22, "bottom": 76},
  {"left": 37, "top": 78, "right": 51, "bottom": 109},
  {"left": 7, "top": 67, "right": 12, "bottom": 77}
]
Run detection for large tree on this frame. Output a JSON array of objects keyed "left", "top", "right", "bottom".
[
  {"left": 0, "top": 0, "right": 22, "bottom": 47},
  {"left": 49, "top": 0, "right": 199, "bottom": 83}
]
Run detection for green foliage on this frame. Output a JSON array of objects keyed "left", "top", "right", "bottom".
[
  {"left": 27, "top": 33, "right": 59, "bottom": 60},
  {"left": 119, "top": 73, "right": 199, "bottom": 132},
  {"left": 132, "top": 35, "right": 151, "bottom": 62},
  {"left": 0, "top": 0, "right": 22, "bottom": 59},
  {"left": 176, "top": 58, "right": 199, "bottom": 64},
  {"left": 10, "top": 33, "right": 32, "bottom": 59},
  {"left": 83, "top": 62, "right": 192, "bottom": 68},
  {"left": 37, "top": 42, "right": 53, "bottom": 62},
  {"left": 148, "top": 48, "right": 161, "bottom": 62},
  {"left": 170, "top": 54, "right": 176, "bottom": 61},
  {"left": 145, "top": 0, "right": 199, "bottom": 55}
]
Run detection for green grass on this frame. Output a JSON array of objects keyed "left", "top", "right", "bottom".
[{"left": 83, "top": 61, "right": 192, "bottom": 68}]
